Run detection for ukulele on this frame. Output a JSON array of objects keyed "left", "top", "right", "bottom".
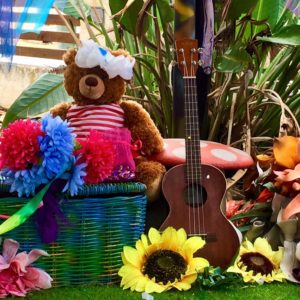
[{"left": 160, "top": 39, "right": 240, "bottom": 269}]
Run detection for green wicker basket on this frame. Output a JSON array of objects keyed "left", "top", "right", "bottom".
[{"left": 0, "top": 182, "right": 147, "bottom": 286}]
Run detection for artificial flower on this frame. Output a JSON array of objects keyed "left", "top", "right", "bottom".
[
  {"left": 256, "top": 154, "right": 274, "bottom": 169},
  {"left": 226, "top": 199, "right": 245, "bottom": 218},
  {"left": 0, "top": 239, "right": 52, "bottom": 298},
  {"left": 39, "top": 114, "right": 75, "bottom": 178},
  {"left": 118, "top": 227, "right": 209, "bottom": 293},
  {"left": 255, "top": 188, "right": 274, "bottom": 203},
  {"left": 274, "top": 163, "right": 300, "bottom": 194},
  {"left": 1, "top": 165, "right": 48, "bottom": 197},
  {"left": 273, "top": 136, "right": 300, "bottom": 169},
  {"left": 76, "top": 130, "right": 115, "bottom": 184},
  {"left": 0, "top": 119, "right": 43, "bottom": 170},
  {"left": 62, "top": 156, "right": 87, "bottom": 196},
  {"left": 227, "top": 237, "right": 286, "bottom": 283}
]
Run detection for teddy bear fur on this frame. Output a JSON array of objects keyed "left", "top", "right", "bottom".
[{"left": 50, "top": 47, "right": 166, "bottom": 202}]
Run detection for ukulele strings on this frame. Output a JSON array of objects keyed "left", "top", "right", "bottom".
[
  {"left": 191, "top": 76, "right": 206, "bottom": 237},
  {"left": 190, "top": 48, "right": 205, "bottom": 237},
  {"left": 182, "top": 51, "right": 193, "bottom": 234}
]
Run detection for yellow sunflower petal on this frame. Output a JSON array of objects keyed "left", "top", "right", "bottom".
[
  {"left": 173, "top": 281, "right": 192, "bottom": 291},
  {"left": 141, "top": 234, "right": 149, "bottom": 248},
  {"left": 187, "top": 257, "right": 210, "bottom": 274},
  {"left": 119, "top": 266, "right": 143, "bottom": 289},
  {"left": 177, "top": 228, "right": 187, "bottom": 247},
  {"left": 182, "top": 236, "right": 205, "bottom": 260},
  {"left": 271, "top": 247, "right": 283, "bottom": 266},
  {"left": 118, "top": 264, "right": 140, "bottom": 278},
  {"left": 123, "top": 276, "right": 143, "bottom": 291},
  {"left": 241, "top": 240, "right": 255, "bottom": 253},
  {"left": 253, "top": 238, "right": 273, "bottom": 257},
  {"left": 161, "top": 227, "right": 179, "bottom": 251},
  {"left": 148, "top": 227, "right": 161, "bottom": 244},
  {"left": 123, "top": 246, "right": 142, "bottom": 268},
  {"left": 134, "top": 276, "right": 148, "bottom": 292},
  {"left": 135, "top": 239, "right": 146, "bottom": 258},
  {"left": 227, "top": 265, "right": 241, "bottom": 274},
  {"left": 181, "top": 273, "right": 197, "bottom": 285},
  {"left": 145, "top": 279, "right": 165, "bottom": 293}
]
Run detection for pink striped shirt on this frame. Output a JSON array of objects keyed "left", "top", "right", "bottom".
[{"left": 66, "top": 104, "right": 125, "bottom": 139}]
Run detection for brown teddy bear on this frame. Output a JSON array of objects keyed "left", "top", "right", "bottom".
[{"left": 50, "top": 40, "right": 166, "bottom": 202}]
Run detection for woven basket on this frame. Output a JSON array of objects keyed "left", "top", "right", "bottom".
[{"left": 0, "top": 182, "right": 146, "bottom": 286}]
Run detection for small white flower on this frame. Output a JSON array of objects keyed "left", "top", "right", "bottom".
[{"left": 75, "top": 40, "right": 135, "bottom": 80}]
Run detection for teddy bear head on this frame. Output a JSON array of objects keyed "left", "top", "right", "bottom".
[{"left": 63, "top": 40, "right": 135, "bottom": 106}]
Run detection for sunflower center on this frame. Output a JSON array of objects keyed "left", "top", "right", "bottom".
[
  {"left": 143, "top": 249, "right": 187, "bottom": 284},
  {"left": 240, "top": 252, "right": 274, "bottom": 275}
]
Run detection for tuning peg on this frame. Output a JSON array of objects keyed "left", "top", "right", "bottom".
[
  {"left": 198, "top": 48, "right": 204, "bottom": 54},
  {"left": 170, "top": 47, "right": 175, "bottom": 53},
  {"left": 198, "top": 59, "right": 204, "bottom": 66},
  {"left": 191, "top": 48, "right": 197, "bottom": 53}
]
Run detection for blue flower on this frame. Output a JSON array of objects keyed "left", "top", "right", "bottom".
[
  {"left": 1, "top": 165, "right": 49, "bottom": 197},
  {"left": 39, "top": 114, "right": 76, "bottom": 179},
  {"left": 62, "top": 156, "right": 87, "bottom": 196}
]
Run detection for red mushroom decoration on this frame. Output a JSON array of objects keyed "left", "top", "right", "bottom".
[{"left": 149, "top": 138, "right": 254, "bottom": 170}]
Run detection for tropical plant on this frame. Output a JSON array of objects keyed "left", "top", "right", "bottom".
[
  {"left": 211, "top": 0, "right": 300, "bottom": 150},
  {"left": 2, "top": 0, "right": 300, "bottom": 148},
  {"left": 94, "top": 0, "right": 174, "bottom": 137}
]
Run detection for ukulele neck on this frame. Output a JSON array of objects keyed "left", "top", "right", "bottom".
[{"left": 184, "top": 77, "right": 201, "bottom": 183}]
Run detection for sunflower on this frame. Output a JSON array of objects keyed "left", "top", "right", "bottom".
[
  {"left": 227, "top": 237, "right": 286, "bottom": 283},
  {"left": 118, "top": 227, "right": 209, "bottom": 293}
]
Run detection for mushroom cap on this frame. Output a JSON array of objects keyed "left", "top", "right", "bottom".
[{"left": 149, "top": 138, "right": 254, "bottom": 170}]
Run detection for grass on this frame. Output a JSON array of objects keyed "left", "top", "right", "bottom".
[{"left": 25, "top": 282, "right": 299, "bottom": 300}]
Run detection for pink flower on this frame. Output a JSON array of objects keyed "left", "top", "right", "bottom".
[
  {"left": 0, "top": 119, "right": 43, "bottom": 170},
  {"left": 0, "top": 239, "right": 52, "bottom": 298},
  {"left": 76, "top": 130, "right": 116, "bottom": 184},
  {"left": 226, "top": 199, "right": 245, "bottom": 218}
]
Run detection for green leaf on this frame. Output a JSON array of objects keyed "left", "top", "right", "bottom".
[
  {"left": 228, "top": 0, "right": 258, "bottom": 20},
  {"left": 156, "top": 0, "right": 174, "bottom": 23},
  {"left": 0, "top": 183, "right": 51, "bottom": 235},
  {"left": 109, "top": 0, "right": 145, "bottom": 35},
  {"left": 258, "top": 24, "right": 300, "bottom": 45},
  {"left": 54, "top": 0, "right": 91, "bottom": 19},
  {"left": 252, "top": 0, "right": 285, "bottom": 33},
  {"left": 216, "top": 42, "right": 250, "bottom": 72},
  {"left": 2, "top": 74, "right": 72, "bottom": 128}
]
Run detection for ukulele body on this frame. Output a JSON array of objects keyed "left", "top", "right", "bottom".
[{"left": 160, "top": 163, "right": 240, "bottom": 269}]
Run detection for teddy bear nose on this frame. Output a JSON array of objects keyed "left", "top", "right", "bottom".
[
  {"left": 85, "top": 77, "right": 98, "bottom": 87},
  {"left": 79, "top": 74, "right": 105, "bottom": 100}
]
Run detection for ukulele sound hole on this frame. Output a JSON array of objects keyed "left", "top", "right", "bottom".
[{"left": 184, "top": 183, "right": 207, "bottom": 207}]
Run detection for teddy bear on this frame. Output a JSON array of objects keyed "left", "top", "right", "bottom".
[{"left": 50, "top": 40, "right": 166, "bottom": 202}]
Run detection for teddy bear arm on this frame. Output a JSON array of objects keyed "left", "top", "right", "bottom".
[
  {"left": 120, "top": 101, "right": 164, "bottom": 155},
  {"left": 50, "top": 102, "right": 72, "bottom": 120}
]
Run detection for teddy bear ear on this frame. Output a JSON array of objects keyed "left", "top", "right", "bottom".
[{"left": 63, "top": 48, "right": 77, "bottom": 65}]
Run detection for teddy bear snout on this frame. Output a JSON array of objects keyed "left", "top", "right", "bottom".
[{"left": 79, "top": 74, "right": 105, "bottom": 100}]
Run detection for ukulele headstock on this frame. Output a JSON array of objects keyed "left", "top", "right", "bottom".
[{"left": 174, "top": 39, "right": 202, "bottom": 78}]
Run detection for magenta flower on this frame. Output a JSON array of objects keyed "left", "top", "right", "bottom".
[{"left": 0, "top": 239, "right": 52, "bottom": 298}]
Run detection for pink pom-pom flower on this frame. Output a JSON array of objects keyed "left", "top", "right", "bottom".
[
  {"left": 0, "top": 119, "right": 43, "bottom": 171},
  {"left": 76, "top": 130, "right": 115, "bottom": 184}
]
